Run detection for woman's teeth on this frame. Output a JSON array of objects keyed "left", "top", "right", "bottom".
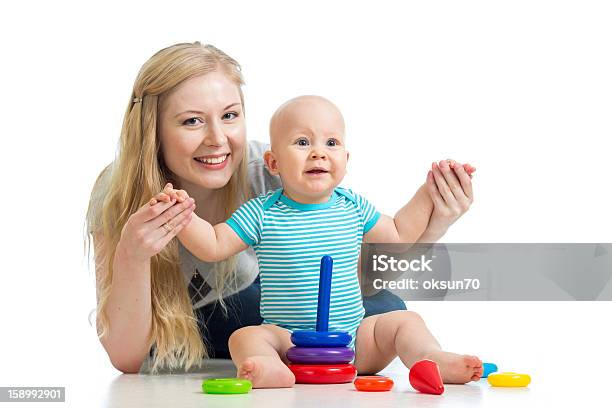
[{"left": 195, "top": 155, "right": 228, "bottom": 164}]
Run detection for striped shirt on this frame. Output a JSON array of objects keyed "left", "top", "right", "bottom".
[{"left": 226, "top": 187, "right": 380, "bottom": 347}]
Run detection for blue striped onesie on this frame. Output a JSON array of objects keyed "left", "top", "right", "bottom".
[{"left": 226, "top": 187, "right": 380, "bottom": 348}]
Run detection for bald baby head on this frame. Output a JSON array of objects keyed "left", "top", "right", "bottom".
[{"left": 269, "top": 95, "right": 345, "bottom": 148}]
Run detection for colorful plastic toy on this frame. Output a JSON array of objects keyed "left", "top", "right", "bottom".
[
  {"left": 354, "top": 376, "right": 394, "bottom": 392},
  {"left": 316, "top": 255, "right": 333, "bottom": 331},
  {"left": 286, "top": 346, "right": 354, "bottom": 364},
  {"left": 409, "top": 359, "right": 445, "bottom": 395},
  {"left": 201, "top": 378, "right": 252, "bottom": 394},
  {"left": 288, "top": 363, "right": 357, "bottom": 384},
  {"left": 487, "top": 372, "right": 531, "bottom": 387},
  {"left": 291, "top": 256, "right": 342, "bottom": 349},
  {"left": 288, "top": 256, "right": 358, "bottom": 384},
  {"left": 482, "top": 362, "right": 498, "bottom": 378},
  {"left": 291, "top": 331, "right": 351, "bottom": 347}
]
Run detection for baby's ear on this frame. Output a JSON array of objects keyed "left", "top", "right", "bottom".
[{"left": 263, "top": 150, "right": 280, "bottom": 175}]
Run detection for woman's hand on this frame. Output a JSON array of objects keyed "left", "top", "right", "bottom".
[
  {"left": 420, "top": 159, "right": 476, "bottom": 242},
  {"left": 117, "top": 184, "right": 196, "bottom": 263}
]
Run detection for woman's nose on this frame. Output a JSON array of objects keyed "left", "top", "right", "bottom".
[{"left": 203, "top": 120, "right": 227, "bottom": 146}]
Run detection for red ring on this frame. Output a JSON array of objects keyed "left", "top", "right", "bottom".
[
  {"left": 354, "top": 376, "right": 394, "bottom": 392},
  {"left": 288, "top": 364, "right": 357, "bottom": 384}
]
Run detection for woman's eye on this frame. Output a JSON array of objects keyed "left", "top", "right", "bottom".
[
  {"left": 296, "top": 138, "right": 309, "bottom": 146},
  {"left": 327, "top": 138, "right": 339, "bottom": 147},
  {"left": 183, "top": 117, "right": 203, "bottom": 126},
  {"left": 223, "top": 112, "right": 238, "bottom": 120}
]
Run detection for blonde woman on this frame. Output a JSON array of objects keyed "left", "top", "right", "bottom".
[{"left": 86, "top": 42, "right": 473, "bottom": 374}]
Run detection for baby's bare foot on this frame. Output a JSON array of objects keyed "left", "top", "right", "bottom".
[
  {"left": 423, "top": 351, "right": 483, "bottom": 384},
  {"left": 236, "top": 356, "right": 295, "bottom": 389}
]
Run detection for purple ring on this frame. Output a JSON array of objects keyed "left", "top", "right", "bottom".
[{"left": 286, "top": 346, "right": 355, "bottom": 364}]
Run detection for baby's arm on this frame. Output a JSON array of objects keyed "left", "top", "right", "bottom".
[
  {"left": 151, "top": 184, "right": 248, "bottom": 262},
  {"left": 178, "top": 214, "right": 249, "bottom": 262},
  {"left": 364, "top": 184, "right": 433, "bottom": 243}
]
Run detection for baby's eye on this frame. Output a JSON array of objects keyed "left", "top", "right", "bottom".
[
  {"left": 222, "top": 112, "right": 238, "bottom": 120},
  {"left": 183, "top": 117, "right": 203, "bottom": 126},
  {"left": 327, "top": 138, "right": 340, "bottom": 147},
  {"left": 295, "top": 137, "right": 310, "bottom": 146}
]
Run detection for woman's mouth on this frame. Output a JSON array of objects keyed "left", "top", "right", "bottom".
[{"left": 194, "top": 154, "right": 230, "bottom": 170}]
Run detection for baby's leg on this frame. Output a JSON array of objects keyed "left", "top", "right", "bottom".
[
  {"left": 228, "top": 324, "right": 295, "bottom": 388},
  {"left": 354, "top": 310, "right": 483, "bottom": 384}
]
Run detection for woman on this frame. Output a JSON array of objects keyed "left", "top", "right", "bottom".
[{"left": 86, "top": 42, "right": 473, "bottom": 374}]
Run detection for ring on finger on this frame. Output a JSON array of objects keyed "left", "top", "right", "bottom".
[{"left": 162, "top": 221, "right": 173, "bottom": 233}]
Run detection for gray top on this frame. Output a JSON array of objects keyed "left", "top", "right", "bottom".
[{"left": 88, "top": 140, "right": 281, "bottom": 309}]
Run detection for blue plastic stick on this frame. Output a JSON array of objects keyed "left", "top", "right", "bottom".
[{"left": 316, "top": 256, "right": 333, "bottom": 332}]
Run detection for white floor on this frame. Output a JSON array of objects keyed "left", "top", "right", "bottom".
[
  {"left": 101, "top": 358, "right": 519, "bottom": 408},
  {"left": 3, "top": 302, "right": 611, "bottom": 407},
  {"left": 94, "top": 355, "right": 603, "bottom": 408}
]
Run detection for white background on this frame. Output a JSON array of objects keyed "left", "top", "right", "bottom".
[{"left": 0, "top": 1, "right": 610, "bottom": 406}]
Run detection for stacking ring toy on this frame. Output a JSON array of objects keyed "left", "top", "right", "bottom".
[
  {"left": 291, "top": 331, "right": 352, "bottom": 347},
  {"left": 487, "top": 372, "right": 531, "bottom": 387},
  {"left": 288, "top": 364, "right": 357, "bottom": 384},
  {"left": 482, "top": 362, "right": 498, "bottom": 378},
  {"left": 286, "top": 346, "right": 354, "bottom": 364},
  {"left": 316, "top": 256, "right": 333, "bottom": 332},
  {"left": 354, "top": 376, "right": 394, "bottom": 392},
  {"left": 202, "top": 378, "right": 252, "bottom": 394}
]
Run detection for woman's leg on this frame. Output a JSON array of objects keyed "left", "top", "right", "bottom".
[
  {"left": 363, "top": 289, "right": 407, "bottom": 318},
  {"left": 195, "top": 277, "right": 263, "bottom": 358},
  {"left": 229, "top": 324, "right": 295, "bottom": 388},
  {"left": 354, "top": 310, "right": 483, "bottom": 383}
]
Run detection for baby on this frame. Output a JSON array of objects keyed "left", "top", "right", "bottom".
[{"left": 154, "top": 96, "right": 482, "bottom": 388}]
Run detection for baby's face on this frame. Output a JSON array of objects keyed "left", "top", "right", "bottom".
[{"left": 266, "top": 96, "right": 348, "bottom": 203}]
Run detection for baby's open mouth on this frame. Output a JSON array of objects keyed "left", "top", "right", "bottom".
[{"left": 305, "top": 168, "right": 329, "bottom": 174}]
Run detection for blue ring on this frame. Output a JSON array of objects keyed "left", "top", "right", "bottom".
[
  {"left": 482, "top": 363, "right": 498, "bottom": 378},
  {"left": 291, "top": 331, "right": 352, "bottom": 347}
]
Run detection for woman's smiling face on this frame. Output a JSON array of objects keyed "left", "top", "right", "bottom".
[{"left": 158, "top": 71, "right": 246, "bottom": 191}]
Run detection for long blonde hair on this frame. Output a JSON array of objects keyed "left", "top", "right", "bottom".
[{"left": 85, "top": 42, "right": 249, "bottom": 373}]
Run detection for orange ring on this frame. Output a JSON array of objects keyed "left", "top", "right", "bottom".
[{"left": 354, "top": 376, "right": 394, "bottom": 392}]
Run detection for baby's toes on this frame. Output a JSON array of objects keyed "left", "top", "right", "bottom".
[
  {"left": 237, "top": 359, "right": 256, "bottom": 381},
  {"left": 465, "top": 355, "right": 481, "bottom": 368}
]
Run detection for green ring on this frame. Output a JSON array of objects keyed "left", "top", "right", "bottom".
[{"left": 202, "top": 378, "right": 252, "bottom": 394}]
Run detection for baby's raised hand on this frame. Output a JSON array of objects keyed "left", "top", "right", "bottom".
[
  {"left": 420, "top": 159, "right": 476, "bottom": 242},
  {"left": 446, "top": 159, "right": 476, "bottom": 178},
  {"left": 148, "top": 183, "right": 190, "bottom": 206}
]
